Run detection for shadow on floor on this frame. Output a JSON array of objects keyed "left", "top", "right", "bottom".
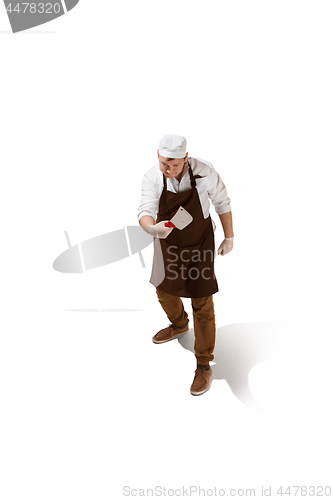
[
  {"left": 66, "top": 308, "right": 141, "bottom": 312},
  {"left": 0, "top": 30, "right": 56, "bottom": 34},
  {"left": 178, "top": 321, "right": 299, "bottom": 418}
]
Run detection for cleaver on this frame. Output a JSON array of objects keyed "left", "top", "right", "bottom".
[{"left": 164, "top": 206, "right": 193, "bottom": 230}]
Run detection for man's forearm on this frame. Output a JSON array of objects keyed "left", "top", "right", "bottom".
[
  {"left": 218, "top": 211, "right": 234, "bottom": 238},
  {"left": 139, "top": 215, "right": 156, "bottom": 228}
]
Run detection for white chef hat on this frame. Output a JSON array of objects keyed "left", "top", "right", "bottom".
[{"left": 158, "top": 134, "right": 187, "bottom": 159}]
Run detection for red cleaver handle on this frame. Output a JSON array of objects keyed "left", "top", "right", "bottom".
[{"left": 165, "top": 221, "right": 176, "bottom": 228}]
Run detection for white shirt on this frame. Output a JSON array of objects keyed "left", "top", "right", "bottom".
[{"left": 137, "top": 156, "right": 232, "bottom": 223}]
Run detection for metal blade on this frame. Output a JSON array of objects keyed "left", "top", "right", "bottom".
[{"left": 169, "top": 206, "right": 193, "bottom": 230}]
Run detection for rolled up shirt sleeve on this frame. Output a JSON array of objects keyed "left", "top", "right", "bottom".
[
  {"left": 137, "top": 173, "right": 160, "bottom": 223},
  {"left": 207, "top": 164, "right": 232, "bottom": 214}
]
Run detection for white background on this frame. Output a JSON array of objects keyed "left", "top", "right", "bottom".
[{"left": 0, "top": 1, "right": 332, "bottom": 499}]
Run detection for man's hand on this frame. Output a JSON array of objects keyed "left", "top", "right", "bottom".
[
  {"left": 142, "top": 220, "right": 174, "bottom": 239},
  {"left": 218, "top": 236, "right": 234, "bottom": 256}
]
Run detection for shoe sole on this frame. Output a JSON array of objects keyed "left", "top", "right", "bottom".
[
  {"left": 190, "top": 385, "right": 210, "bottom": 396},
  {"left": 152, "top": 328, "right": 189, "bottom": 344}
]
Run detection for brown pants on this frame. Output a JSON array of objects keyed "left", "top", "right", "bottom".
[{"left": 155, "top": 287, "right": 216, "bottom": 365}]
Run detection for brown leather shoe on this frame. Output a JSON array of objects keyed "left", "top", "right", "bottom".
[
  {"left": 190, "top": 366, "right": 212, "bottom": 395},
  {"left": 152, "top": 321, "right": 189, "bottom": 344}
]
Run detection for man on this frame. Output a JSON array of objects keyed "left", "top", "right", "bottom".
[{"left": 137, "top": 134, "right": 234, "bottom": 395}]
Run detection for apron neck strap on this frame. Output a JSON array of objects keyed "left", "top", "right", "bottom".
[{"left": 188, "top": 164, "right": 196, "bottom": 187}]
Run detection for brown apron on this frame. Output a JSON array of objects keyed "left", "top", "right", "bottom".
[{"left": 149, "top": 163, "right": 219, "bottom": 298}]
